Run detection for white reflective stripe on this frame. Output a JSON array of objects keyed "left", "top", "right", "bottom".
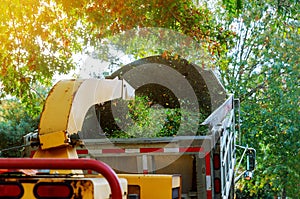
[
  {"left": 88, "top": 149, "right": 102, "bottom": 154},
  {"left": 125, "top": 149, "right": 140, "bottom": 153},
  {"left": 206, "top": 175, "right": 212, "bottom": 190},
  {"left": 88, "top": 147, "right": 204, "bottom": 154},
  {"left": 164, "top": 148, "right": 180, "bottom": 153},
  {"left": 142, "top": 155, "right": 148, "bottom": 171}
]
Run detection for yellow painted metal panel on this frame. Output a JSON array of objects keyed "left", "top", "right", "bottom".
[
  {"left": 33, "top": 146, "right": 78, "bottom": 159},
  {"left": 36, "top": 78, "right": 134, "bottom": 157},
  {"left": 22, "top": 183, "right": 35, "bottom": 199},
  {"left": 19, "top": 177, "right": 127, "bottom": 199},
  {"left": 39, "top": 131, "right": 68, "bottom": 149},
  {"left": 33, "top": 146, "right": 80, "bottom": 174},
  {"left": 118, "top": 174, "right": 181, "bottom": 199},
  {"left": 39, "top": 80, "right": 82, "bottom": 136}
]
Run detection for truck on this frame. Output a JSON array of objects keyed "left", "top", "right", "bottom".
[{"left": 0, "top": 55, "right": 255, "bottom": 199}]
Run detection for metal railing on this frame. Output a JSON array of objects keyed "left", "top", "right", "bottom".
[
  {"left": 0, "top": 158, "right": 123, "bottom": 199},
  {"left": 220, "top": 109, "right": 236, "bottom": 199}
]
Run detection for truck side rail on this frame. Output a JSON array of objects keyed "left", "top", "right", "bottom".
[
  {"left": 220, "top": 108, "right": 236, "bottom": 199},
  {"left": 202, "top": 94, "right": 234, "bottom": 128},
  {"left": 83, "top": 136, "right": 213, "bottom": 158}
]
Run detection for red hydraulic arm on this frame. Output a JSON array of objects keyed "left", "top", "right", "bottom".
[{"left": 0, "top": 158, "right": 123, "bottom": 199}]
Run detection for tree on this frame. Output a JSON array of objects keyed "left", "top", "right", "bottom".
[
  {"left": 215, "top": 0, "right": 299, "bottom": 198},
  {"left": 0, "top": 0, "right": 233, "bottom": 116},
  {"left": 0, "top": 99, "right": 39, "bottom": 157}
]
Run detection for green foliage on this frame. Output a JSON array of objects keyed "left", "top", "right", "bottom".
[
  {"left": 222, "top": 0, "right": 243, "bottom": 16},
  {"left": 108, "top": 96, "right": 208, "bottom": 138},
  {"left": 217, "top": 0, "right": 300, "bottom": 197},
  {"left": 0, "top": 0, "right": 233, "bottom": 108},
  {"left": 0, "top": 100, "right": 39, "bottom": 157}
]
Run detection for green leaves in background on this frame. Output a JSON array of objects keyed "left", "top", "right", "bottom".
[
  {"left": 218, "top": 0, "right": 299, "bottom": 198},
  {"left": 0, "top": 99, "right": 38, "bottom": 157}
]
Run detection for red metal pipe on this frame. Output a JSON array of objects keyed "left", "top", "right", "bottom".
[{"left": 0, "top": 158, "right": 122, "bottom": 199}]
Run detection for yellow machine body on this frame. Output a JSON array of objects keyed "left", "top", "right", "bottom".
[
  {"left": 7, "top": 177, "right": 127, "bottom": 199},
  {"left": 118, "top": 174, "right": 181, "bottom": 199}
]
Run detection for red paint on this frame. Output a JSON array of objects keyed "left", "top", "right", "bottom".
[
  {"left": 205, "top": 152, "right": 213, "bottom": 199},
  {"left": 34, "top": 183, "right": 72, "bottom": 198},
  {"left": 205, "top": 152, "right": 211, "bottom": 176},
  {"left": 30, "top": 151, "right": 35, "bottom": 158},
  {"left": 140, "top": 148, "right": 163, "bottom": 153},
  {"left": 179, "top": 147, "right": 203, "bottom": 153},
  {"left": 76, "top": 149, "right": 89, "bottom": 154},
  {"left": 0, "top": 182, "right": 23, "bottom": 198},
  {"left": 143, "top": 170, "right": 148, "bottom": 174},
  {"left": 206, "top": 190, "right": 212, "bottom": 199},
  {"left": 0, "top": 158, "right": 122, "bottom": 199},
  {"left": 214, "top": 178, "right": 221, "bottom": 194},
  {"left": 213, "top": 154, "right": 220, "bottom": 170}
]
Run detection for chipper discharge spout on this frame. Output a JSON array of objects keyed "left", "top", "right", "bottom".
[{"left": 34, "top": 78, "right": 134, "bottom": 159}]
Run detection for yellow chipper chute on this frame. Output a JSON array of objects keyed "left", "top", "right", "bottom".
[{"left": 34, "top": 78, "right": 134, "bottom": 159}]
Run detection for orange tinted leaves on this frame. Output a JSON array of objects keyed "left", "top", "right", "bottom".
[
  {"left": 174, "top": 53, "right": 179, "bottom": 60},
  {"left": 1, "top": 65, "right": 7, "bottom": 76},
  {"left": 20, "top": 77, "right": 31, "bottom": 84},
  {"left": 63, "top": 37, "right": 70, "bottom": 48},
  {"left": 40, "top": 30, "right": 49, "bottom": 41},
  {"left": 162, "top": 50, "right": 169, "bottom": 59},
  {"left": 26, "top": 55, "right": 36, "bottom": 71},
  {"left": 29, "top": 64, "right": 36, "bottom": 71}
]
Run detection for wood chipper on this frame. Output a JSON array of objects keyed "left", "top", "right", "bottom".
[{"left": 0, "top": 56, "right": 255, "bottom": 199}]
